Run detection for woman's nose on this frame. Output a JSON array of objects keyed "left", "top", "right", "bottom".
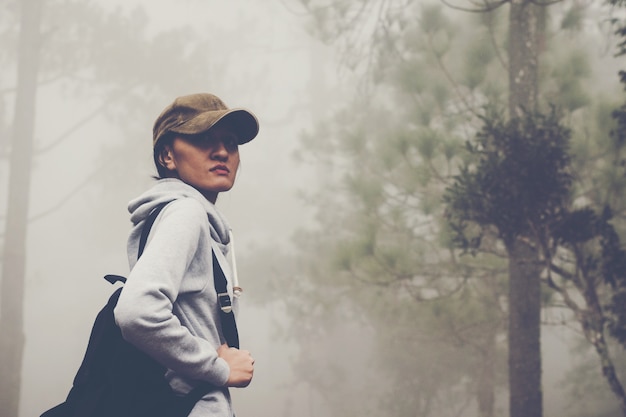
[{"left": 211, "top": 141, "right": 229, "bottom": 160}]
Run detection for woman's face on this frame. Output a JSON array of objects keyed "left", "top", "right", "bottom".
[{"left": 163, "top": 127, "right": 240, "bottom": 203}]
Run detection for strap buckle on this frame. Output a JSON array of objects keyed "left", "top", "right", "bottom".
[{"left": 217, "top": 292, "right": 233, "bottom": 314}]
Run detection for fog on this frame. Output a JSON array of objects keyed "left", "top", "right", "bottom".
[
  {"left": 2, "top": 1, "right": 626, "bottom": 417},
  {"left": 14, "top": 2, "right": 341, "bottom": 416}
]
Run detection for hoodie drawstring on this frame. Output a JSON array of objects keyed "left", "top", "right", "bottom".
[{"left": 228, "top": 229, "right": 242, "bottom": 298}]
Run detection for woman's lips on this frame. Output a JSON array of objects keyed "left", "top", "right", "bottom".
[{"left": 210, "top": 165, "right": 230, "bottom": 174}]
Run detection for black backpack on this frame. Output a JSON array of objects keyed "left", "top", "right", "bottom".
[{"left": 40, "top": 204, "right": 239, "bottom": 417}]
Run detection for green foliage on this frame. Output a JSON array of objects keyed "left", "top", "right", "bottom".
[
  {"left": 420, "top": 4, "right": 450, "bottom": 35},
  {"left": 608, "top": 288, "right": 626, "bottom": 344},
  {"left": 547, "top": 50, "right": 591, "bottom": 112},
  {"left": 551, "top": 207, "right": 601, "bottom": 244},
  {"left": 289, "top": 0, "right": 626, "bottom": 414},
  {"left": 552, "top": 207, "right": 626, "bottom": 329},
  {"left": 463, "top": 38, "right": 495, "bottom": 91},
  {"left": 443, "top": 97, "right": 626, "bottom": 405},
  {"left": 561, "top": 3, "right": 585, "bottom": 31},
  {"left": 597, "top": 211, "right": 626, "bottom": 345},
  {"left": 567, "top": 96, "right": 626, "bottom": 217},
  {"left": 611, "top": 71, "right": 626, "bottom": 150},
  {"left": 445, "top": 108, "right": 573, "bottom": 246},
  {"left": 607, "top": 0, "right": 626, "bottom": 56}
]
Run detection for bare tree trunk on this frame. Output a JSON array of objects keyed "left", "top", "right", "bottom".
[
  {"left": 507, "top": 238, "right": 542, "bottom": 417},
  {"left": 580, "top": 275, "right": 626, "bottom": 416},
  {"left": 506, "top": 2, "right": 543, "bottom": 417},
  {"left": 549, "top": 271, "right": 626, "bottom": 416},
  {"left": 476, "top": 328, "right": 497, "bottom": 417},
  {"left": 590, "top": 329, "right": 626, "bottom": 416},
  {"left": 508, "top": 0, "right": 539, "bottom": 117},
  {"left": 0, "top": 0, "right": 42, "bottom": 416}
]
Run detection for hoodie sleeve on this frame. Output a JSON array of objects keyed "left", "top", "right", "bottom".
[{"left": 114, "top": 198, "right": 230, "bottom": 387}]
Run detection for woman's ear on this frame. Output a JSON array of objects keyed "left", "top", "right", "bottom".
[{"left": 158, "top": 145, "right": 176, "bottom": 171}]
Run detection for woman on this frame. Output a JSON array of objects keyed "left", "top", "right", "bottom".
[{"left": 114, "top": 93, "right": 257, "bottom": 417}]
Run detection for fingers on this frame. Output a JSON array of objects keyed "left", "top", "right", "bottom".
[{"left": 217, "top": 345, "right": 255, "bottom": 387}]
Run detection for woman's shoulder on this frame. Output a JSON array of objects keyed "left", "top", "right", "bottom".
[{"left": 160, "top": 197, "right": 209, "bottom": 225}]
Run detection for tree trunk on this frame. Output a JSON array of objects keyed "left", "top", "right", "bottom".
[
  {"left": 580, "top": 275, "right": 626, "bottom": 416},
  {"left": 508, "top": 0, "right": 540, "bottom": 117},
  {"left": 0, "top": 0, "right": 42, "bottom": 416},
  {"left": 590, "top": 328, "right": 626, "bottom": 416},
  {"left": 476, "top": 327, "right": 497, "bottom": 417},
  {"left": 506, "top": 2, "right": 543, "bottom": 417},
  {"left": 506, "top": 238, "right": 542, "bottom": 417}
]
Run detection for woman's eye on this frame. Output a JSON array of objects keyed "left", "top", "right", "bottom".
[
  {"left": 192, "top": 131, "right": 238, "bottom": 150},
  {"left": 193, "top": 133, "right": 213, "bottom": 144},
  {"left": 223, "top": 134, "right": 239, "bottom": 150}
]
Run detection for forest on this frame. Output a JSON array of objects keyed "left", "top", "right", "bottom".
[{"left": 1, "top": 1, "right": 626, "bottom": 417}]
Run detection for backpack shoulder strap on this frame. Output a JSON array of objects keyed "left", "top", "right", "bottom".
[
  {"left": 212, "top": 252, "right": 240, "bottom": 349},
  {"left": 138, "top": 203, "right": 167, "bottom": 258},
  {"left": 104, "top": 203, "right": 167, "bottom": 286}
]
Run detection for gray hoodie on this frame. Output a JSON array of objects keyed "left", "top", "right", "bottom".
[{"left": 114, "top": 178, "right": 238, "bottom": 417}]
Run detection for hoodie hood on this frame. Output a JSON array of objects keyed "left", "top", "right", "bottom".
[{"left": 128, "top": 178, "right": 231, "bottom": 250}]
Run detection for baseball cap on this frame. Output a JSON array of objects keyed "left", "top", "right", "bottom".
[{"left": 153, "top": 93, "right": 259, "bottom": 147}]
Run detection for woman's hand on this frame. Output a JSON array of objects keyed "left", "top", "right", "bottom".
[{"left": 217, "top": 344, "right": 255, "bottom": 387}]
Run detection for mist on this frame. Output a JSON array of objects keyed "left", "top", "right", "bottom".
[
  {"left": 2, "top": 1, "right": 626, "bottom": 417},
  {"left": 8, "top": 1, "right": 336, "bottom": 416}
]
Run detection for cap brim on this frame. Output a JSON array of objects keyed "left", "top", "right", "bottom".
[{"left": 170, "top": 109, "right": 259, "bottom": 144}]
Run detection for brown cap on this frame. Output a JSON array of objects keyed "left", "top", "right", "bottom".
[{"left": 152, "top": 93, "right": 259, "bottom": 147}]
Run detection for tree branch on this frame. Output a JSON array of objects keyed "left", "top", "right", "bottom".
[
  {"left": 439, "top": 0, "right": 508, "bottom": 13},
  {"left": 427, "top": 32, "right": 481, "bottom": 118},
  {"left": 30, "top": 163, "right": 106, "bottom": 223},
  {"left": 35, "top": 88, "right": 135, "bottom": 154}
]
